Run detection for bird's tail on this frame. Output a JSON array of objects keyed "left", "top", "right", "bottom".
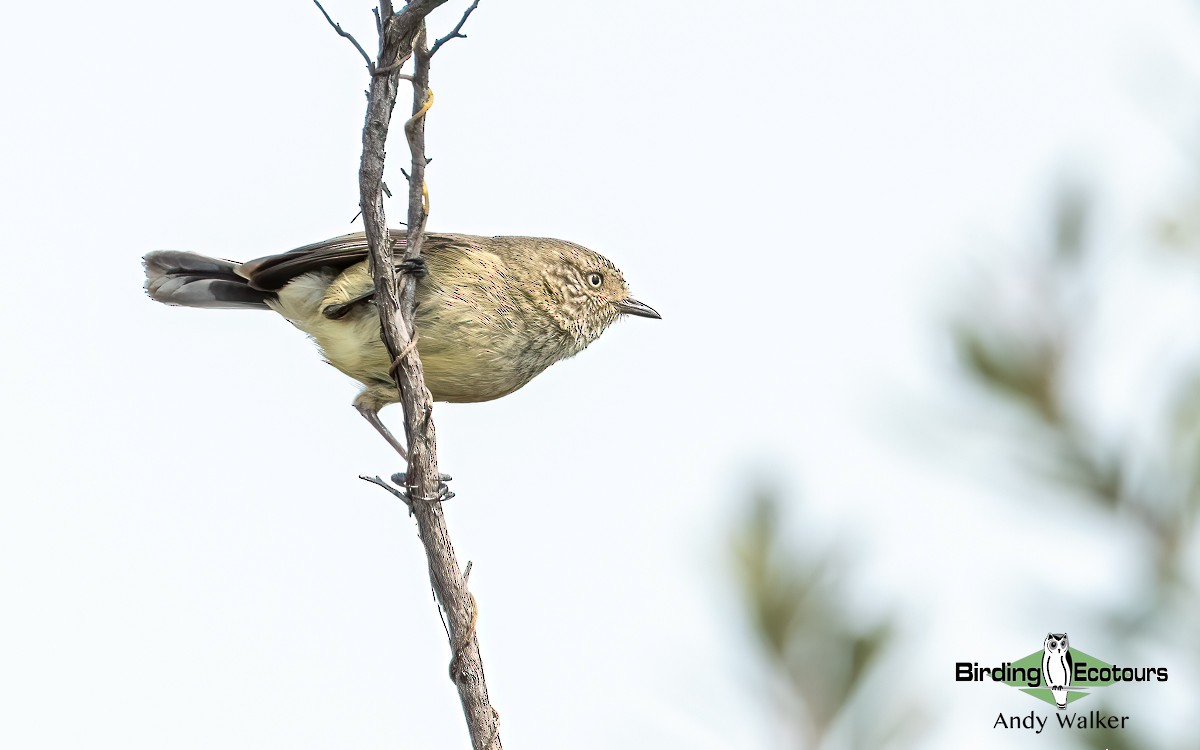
[{"left": 143, "top": 251, "right": 273, "bottom": 310}]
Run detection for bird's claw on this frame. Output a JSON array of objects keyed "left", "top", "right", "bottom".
[
  {"left": 391, "top": 471, "right": 455, "bottom": 502},
  {"left": 359, "top": 472, "right": 454, "bottom": 511},
  {"left": 397, "top": 256, "right": 428, "bottom": 279}
]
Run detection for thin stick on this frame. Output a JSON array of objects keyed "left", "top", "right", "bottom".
[
  {"left": 430, "top": 0, "right": 482, "bottom": 56},
  {"left": 323, "top": 1, "right": 503, "bottom": 747},
  {"left": 312, "top": 0, "right": 375, "bottom": 72}
]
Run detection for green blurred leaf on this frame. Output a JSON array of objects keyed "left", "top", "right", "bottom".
[{"left": 731, "top": 487, "right": 910, "bottom": 748}]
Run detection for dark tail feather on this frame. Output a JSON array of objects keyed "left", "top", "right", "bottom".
[{"left": 144, "top": 251, "right": 273, "bottom": 310}]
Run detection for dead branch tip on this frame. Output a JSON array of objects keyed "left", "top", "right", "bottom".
[
  {"left": 314, "top": 0, "right": 376, "bottom": 72},
  {"left": 430, "top": 0, "right": 482, "bottom": 56}
]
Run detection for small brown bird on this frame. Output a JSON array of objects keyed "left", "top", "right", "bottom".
[{"left": 144, "top": 230, "right": 660, "bottom": 454}]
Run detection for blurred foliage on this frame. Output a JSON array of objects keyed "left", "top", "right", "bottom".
[
  {"left": 731, "top": 487, "right": 922, "bottom": 749},
  {"left": 951, "top": 183, "right": 1200, "bottom": 748}
]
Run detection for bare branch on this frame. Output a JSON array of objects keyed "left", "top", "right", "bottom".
[
  {"left": 430, "top": 0, "right": 481, "bottom": 56},
  {"left": 359, "top": 474, "right": 413, "bottom": 510},
  {"left": 313, "top": 0, "right": 375, "bottom": 72},
  {"left": 347, "top": 1, "right": 503, "bottom": 747}
]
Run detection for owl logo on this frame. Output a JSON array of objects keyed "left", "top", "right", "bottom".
[{"left": 1042, "top": 632, "right": 1073, "bottom": 709}]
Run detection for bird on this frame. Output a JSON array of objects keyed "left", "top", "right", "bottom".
[{"left": 144, "top": 230, "right": 660, "bottom": 456}]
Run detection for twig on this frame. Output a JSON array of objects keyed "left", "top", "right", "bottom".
[
  {"left": 313, "top": 0, "right": 376, "bottom": 72},
  {"left": 430, "top": 0, "right": 482, "bottom": 56},
  {"left": 326, "top": 2, "right": 503, "bottom": 748},
  {"left": 359, "top": 474, "right": 413, "bottom": 510}
]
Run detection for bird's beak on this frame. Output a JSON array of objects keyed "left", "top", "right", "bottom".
[{"left": 613, "top": 298, "right": 661, "bottom": 319}]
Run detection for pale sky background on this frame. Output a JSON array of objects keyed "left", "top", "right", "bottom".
[{"left": 3, "top": 1, "right": 1199, "bottom": 748}]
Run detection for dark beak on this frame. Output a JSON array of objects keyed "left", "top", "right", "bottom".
[{"left": 613, "top": 298, "right": 661, "bottom": 319}]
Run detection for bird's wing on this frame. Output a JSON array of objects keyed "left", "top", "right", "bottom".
[{"left": 239, "top": 230, "right": 441, "bottom": 291}]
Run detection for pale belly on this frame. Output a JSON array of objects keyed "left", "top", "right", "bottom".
[{"left": 267, "top": 269, "right": 560, "bottom": 404}]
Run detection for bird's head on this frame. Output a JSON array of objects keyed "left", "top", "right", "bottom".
[{"left": 535, "top": 240, "right": 660, "bottom": 348}]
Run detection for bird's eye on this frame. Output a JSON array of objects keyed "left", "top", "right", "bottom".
[{"left": 587, "top": 272, "right": 603, "bottom": 287}]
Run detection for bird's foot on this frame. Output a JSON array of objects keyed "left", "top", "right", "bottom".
[
  {"left": 358, "top": 472, "right": 454, "bottom": 513},
  {"left": 392, "top": 471, "right": 455, "bottom": 503},
  {"left": 397, "top": 256, "right": 427, "bottom": 279},
  {"left": 323, "top": 301, "right": 354, "bottom": 320},
  {"left": 323, "top": 290, "right": 375, "bottom": 320}
]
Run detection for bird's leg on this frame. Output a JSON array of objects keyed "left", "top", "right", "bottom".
[
  {"left": 323, "top": 290, "right": 374, "bottom": 320},
  {"left": 321, "top": 264, "right": 375, "bottom": 320},
  {"left": 392, "top": 471, "right": 455, "bottom": 502},
  {"left": 356, "top": 404, "right": 408, "bottom": 459}
]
